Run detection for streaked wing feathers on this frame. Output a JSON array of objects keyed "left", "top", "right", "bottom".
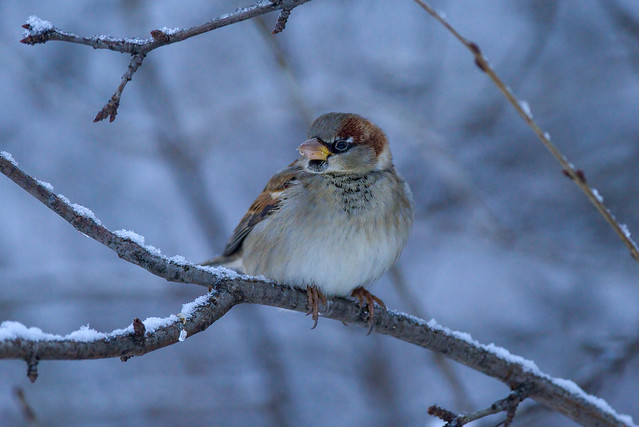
[{"left": 222, "top": 162, "right": 300, "bottom": 256}]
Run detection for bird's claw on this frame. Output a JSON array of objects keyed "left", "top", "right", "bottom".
[
  {"left": 306, "top": 285, "right": 327, "bottom": 329},
  {"left": 351, "top": 286, "right": 386, "bottom": 335}
]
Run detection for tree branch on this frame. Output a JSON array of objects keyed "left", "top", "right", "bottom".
[
  {"left": 12, "top": 387, "right": 39, "bottom": 425},
  {"left": 93, "top": 53, "right": 145, "bottom": 122},
  {"left": 0, "top": 152, "right": 634, "bottom": 426},
  {"left": 413, "top": 0, "right": 639, "bottom": 265},
  {"left": 0, "top": 290, "right": 235, "bottom": 361},
  {"left": 20, "top": 0, "right": 313, "bottom": 122},
  {"left": 428, "top": 384, "right": 531, "bottom": 426}
]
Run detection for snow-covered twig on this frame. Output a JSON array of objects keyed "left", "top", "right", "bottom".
[
  {"left": 0, "top": 291, "right": 235, "bottom": 373},
  {"left": 20, "top": 0, "right": 313, "bottom": 122},
  {"left": 0, "top": 153, "right": 634, "bottom": 426},
  {"left": 413, "top": 0, "right": 639, "bottom": 265},
  {"left": 508, "top": 330, "right": 639, "bottom": 424}
]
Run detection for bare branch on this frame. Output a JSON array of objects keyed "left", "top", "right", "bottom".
[
  {"left": 580, "top": 331, "right": 639, "bottom": 393},
  {"left": 252, "top": 16, "right": 316, "bottom": 126},
  {"left": 0, "top": 153, "right": 634, "bottom": 426},
  {"left": 26, "top": 356, "right": 38, "bottom": 383},
  {"left": 20, "top": 0, "right": 313, "bottom": 121},
  {"left": 13, "top": 387, "right": 39, "bottom": 426},
  {"left": 272, "top": 7, "right": 293, "bottom": 34},
  {"left": 413, "top": 0, "right": 639, "bottom": 265},
  {"left": 428, "top": 384, "right": 531, "bottom": 426},
  {"left": 20, "top": 1, "right": 311, "bottom": 54},
  {"left": 93, "top": 53, "right": 145, "bottom": 122}
]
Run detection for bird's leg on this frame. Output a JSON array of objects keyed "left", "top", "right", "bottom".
[
  {"left": 306, "top": 285, "right": 327, "bottom": 329},
  {"left": 351, "top": 286, "right": 386, "bottom": 335}
]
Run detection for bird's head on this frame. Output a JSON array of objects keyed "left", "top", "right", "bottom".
[{"left": 298, "top": 113, "right": 392, "bottom": 174}]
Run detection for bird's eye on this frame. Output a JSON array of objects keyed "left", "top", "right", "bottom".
[{"left": 333, "top": 139, "right": 350, "bottom": 152}]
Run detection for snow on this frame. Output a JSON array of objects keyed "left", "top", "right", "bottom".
[
  {"left": 71, "top": 203, "right": 101, "bottom": 225},
  {"left": 56, "top": 194, "right": 103, "bottom": 225},
  {"left": 423, "top": 317, "right": 635, "bottom": 425},
  {"left": 24, "top": 15, "right": 53, "bottom": 35},
  {"left": 122, "top": 37, "right": 148, "bottom": 45},
  {"left": 0, "top": 151, "right": 18, "bottom": 166},
  {"left": 114, "top": 229, "right": 146, "bottom": 246},
  {"left": 544, "top": 132, "right": 551, "bottom": 140},
  {"left": 66, "top": 325, "right": 110, "bottom": 342},
  {"left": 592, "top": 188, "right": 604, "bottom": 203},
  {"left": 0, "top": 314, "right": 189, "bottom": 343},
  {"left": 484, "top": 343, "right": 540, "bottom": 372},
  {"left": 181, "top": 293, "right": 215, "bottom": 317},
  {"left": 37, "top": 179, "right": 54, "bottom": 191},
  {"left": 391, "top": 310, "right": 428, "bottom": 326},
  {"left": 426, "top": 318, "right": 541, "bottom": 372},
  {"left": 0, "top": 321, "right": 110, "bottom": 342},
  {"left": 197, "top": 264, "right": 242, "bottom": 279},
  {"left": 519, "top": 100, "right": 533, "bottom": 119},
  {"left": 218, "top": 1, "right": 271, "bottom": 21},
  {"left": 159, "top": 27, "right": 181, "bottom": 35},
  {"left": 112, "top": 230, "right": 243, "bottom": 280},
  {"left": 178, "top": 330, "right": 188, "bottom": 342},
  {"left": 168, "top": 255, "right": 188, "bottom": 265},
  {"left": 95, "top": 34, "right": 148, "bottom": 45},
  {"left": 5, "top": 2, "right": 639, "bottom": 424},
  {"left": 143, "top": 316, "right": 178, "bottom": 333},
  {"left": 552, "top": 378, "right": 635, "bottom": 426},
  {"left": 619, "top": 223, "right": 638, "bottom": 248},
  {"left": 113, "top": 229, "right": 166, "bottom": 256}
]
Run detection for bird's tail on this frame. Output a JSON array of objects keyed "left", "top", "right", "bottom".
[{"left": 200, "top": 254, "right": 244, "bottom": 273}]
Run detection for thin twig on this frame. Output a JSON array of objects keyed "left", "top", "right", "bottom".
[
  {"left": 272, "top": 7, "right": 293, "bottom": 34},
  {"left": 253, "top": 15, "right": 315, "bottom": 125},
  {"left": 13, "top": 387, "right": 39, "bottom": 426},
  {"left": 20, "top": 0, "right": 313, "bottom": 121},
  {"left": 0, "top": 153, "right": 634, "bottom": 427},
  {"left": 514, "top": 329, "right": 639, "bottom": 423},
  {"left": 94, "top": 53, "right": 145, "bottom": 122},
  {"left": 428, "top": 384, "right": 532, "bottom": 426},
  {"left": 413, "top": 0, "right": 639, "bottom": 264},
  {"left": 580, "top": 331, "right": 639, "bottom": 393}
]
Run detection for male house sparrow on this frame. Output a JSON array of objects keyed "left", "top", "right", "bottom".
[{"left": 207, "top": 113, "right": 413, "bottom": 327}]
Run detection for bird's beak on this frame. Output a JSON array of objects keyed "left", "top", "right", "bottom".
[{"left": 297, "top": 138, "right": 330, "bottom": 161}]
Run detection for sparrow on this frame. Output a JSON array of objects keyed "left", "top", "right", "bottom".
[{"left": 206, "top": 112, "right": 414, "bottom": 328}]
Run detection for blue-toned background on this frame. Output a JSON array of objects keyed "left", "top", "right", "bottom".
[{"left": 1, "top": 1, "right": 638, "bottom": 425}]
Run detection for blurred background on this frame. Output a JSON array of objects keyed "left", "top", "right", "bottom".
[{"left": 1, "top": 0, "right": 638, "bottom": 425}]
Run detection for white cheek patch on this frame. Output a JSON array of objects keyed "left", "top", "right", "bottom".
[{"left": 375, "top": 146, "right": 392, "bottom": 170}]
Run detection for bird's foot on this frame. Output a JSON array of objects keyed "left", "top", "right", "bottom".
[
  {"left": 351, "top": 286, "right": 386, "bottom": 335},
  {"left": 306, "top": 285, "right": 327, "bottom": 329}
]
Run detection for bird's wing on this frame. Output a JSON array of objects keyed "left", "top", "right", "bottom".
[{"left": 222, "top": 161, "right": 302, "bottom": 257}]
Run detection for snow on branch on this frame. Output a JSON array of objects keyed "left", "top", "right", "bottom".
[
  {"left": 0, "top": 152, "right": 634, "bottom": 426},
  {"left": 20, "top": 0, "right": 313, "bottom": 122},
  {"left": 413, "top": 0, "right": 639, "bottom": 266},
  {"left": 0, "top": 291, "right": 236, "bottom": 381}
]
